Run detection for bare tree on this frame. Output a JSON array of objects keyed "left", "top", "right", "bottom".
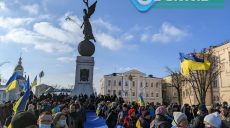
[
  {"left": 166, "top": 67, "right": 183, "bottom": 105},
  {"left": 184, "top": 49, "right": 220, "bottom": 105}
]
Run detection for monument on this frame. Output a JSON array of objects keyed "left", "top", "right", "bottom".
[{"left": 72, "top": 0, "right": 97, "bottom": 96}]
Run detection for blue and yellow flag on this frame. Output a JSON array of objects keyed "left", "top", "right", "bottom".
[
  {"left": 5, "top": 73, "right": 18, "bottom": 93},
  {"left": 31, "top": 76, "right": 37, "bottom": 88},
  {"left": 138, "top": 95, "right": 145, "bottom": 106},
  {"left": 13, "top": 77, "right": 30, "bottom": 114},
  {"left": 179, "top": 53, "right": 211, "bottom": 76}
]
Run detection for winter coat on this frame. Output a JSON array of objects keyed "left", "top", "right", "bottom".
[
  {"left": 191, "top": 114, "right": 206, "bottom": 128},
  {"left": 150, "top": 114, "right": 172, "bottom": 128},
  {"left": 106, "top": 111, "right": 118, "bottom": 128}
]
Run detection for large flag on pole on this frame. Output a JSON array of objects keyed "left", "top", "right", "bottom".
[
  {"left": 137, "top": 95, "right": 145, "bottom": 106},
  {"left": 13, "top": 77, "right": 30, "bottom": 114},
  {"left": 5, "top": 72, "right": 18, "bottom": 93},
  {"left": 31, "top": 76, "right": 37, "bottom": 87},
  {"left": 179, "top": 53, "right": 211, "bottom": 76}
]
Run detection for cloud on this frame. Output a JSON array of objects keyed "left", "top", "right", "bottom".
[
  {"left": 140, "top": 33, "right": 150, "bottom": 42},
  {"left": 152, "top": 22, "right": 188, "bottom": 43},
  {"left": 21, "top": 47, "right": 29, "bottom": 52},
  {"left": 0, "top": 17, "right": 33, "bottom": 30},
  {"left": 34, "top": 22, "right": 76, "bottom": 43},
  {"left": 21, "top": 4, "right": 40, "bottom": 15},
  {"left": 123, "top": 33, "right": 134, "bottom": 41},
  {"left": 0, "top": 2, "right": 8, "bottom": 12},
  {"left": 96, "top": 33, "right": 122, "bottom": 50},
  {"left": 93, "top": 18, "right": 120, "bottom": 32},
  {"left": 1, "top": 28, "right": 73, "bottom": 53},
  {"left": 57, "top": 57, "right": 75, "bottom": 63},
  {"left": 119, "top": 67, "right": 139, "bottom": 72}
]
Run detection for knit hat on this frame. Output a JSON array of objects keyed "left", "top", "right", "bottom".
[
  {"left": 128, "top": 108, "right": 135, "bottom": 116},
  {"left": 172, "top": 112, "right": 187, "bottom": 126},
  {"left": 156, "top": 106, "right": 167, "bottom": 115},
  {"left": 11, "top": 112, "right": 37, "bottom": 128},
  {"left": 204, "top": 112, "right": 222, "bottom": 128}
]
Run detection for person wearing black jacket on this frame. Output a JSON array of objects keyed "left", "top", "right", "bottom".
[{"left": 192, "top": 104, "right": 208, "bottom": 128}]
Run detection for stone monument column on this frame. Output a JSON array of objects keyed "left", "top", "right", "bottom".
[
  {"left": 72, "top": 40, "right": 95, "bottom": 96},
  {"left": 71, "top": 0, "right": 97, "bottom": 96}
]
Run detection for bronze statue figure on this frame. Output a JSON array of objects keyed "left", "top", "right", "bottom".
[{"left": 81, "top": 0, "right": 97, "bottom": 42}]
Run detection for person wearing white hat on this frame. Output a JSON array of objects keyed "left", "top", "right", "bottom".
[
  {"left": 204, "top": 112, "right": 222, "bottom": 128},
  {"left": 171, "top": 112, "right": 190, "bottom": 128}
]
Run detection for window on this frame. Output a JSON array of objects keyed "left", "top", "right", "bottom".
[
  {"left": 213, "top": 96, "right": 216, "bottom": 101},
  {"left": 156, "top": 83, "right": 159, "bottom": 88},
  {"left": 216, "top": 96, "right": 219, "bottom": 101},
  {"left": 125, "top": 81, "right": 128, "bottom": 86},
  {"left": 213, "top": 79, "right": 218, "bottom": 88},
  {"left": 132, "top": 92, "right": 135, "bottom": 96},
  {"left": 140, "top": 82, "right": 143, "bottom": 87},
  {"left": 146, "top": 93, "right": 149, "bottom": 97},
  {"left": 125, "top": 92, "right": 128, "bottom": 96},
  {"left": 146, "top": 82, "right": 148, "bottom": 87},
  {"left": 151, "top": 83, "right": 153, "bottom": 87},
  {"left": 113, "top": 90, "right": 116, "bottom": 95},
  {"left": 140, "top": 92, "right": 143, "bottom": 96},
  {"left": 114, "top": 80, "right": 116, "bottom": 86},
  {"left": 108, "top": 80, "right": 111, "bottom": 86},
  {"left": 151, "top": 93, "right": 154, "bottom": 97},
  {"left": 108, "top": 90, "right": 110, "bottom": 94},
  {"left": 133, "top": 81, "right": 135, "bottom": 87},
  {"left": 119, "top": 81, "right": 121, "bottom": 86},
  {"left": 118, "top": 90, "right": 122, "bottom": 96},
  {"left": 156, "top": 93, "right": 159, "bottom": 97}
]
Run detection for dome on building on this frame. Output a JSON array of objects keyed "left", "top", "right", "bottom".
[
  {"left": 78, "top": 40, "right": 95, "bottom": 56},
  {"left": 14, "top": 57, "right": 24, "bottom": 73}
]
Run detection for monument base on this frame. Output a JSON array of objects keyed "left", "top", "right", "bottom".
[{"left": 72, "top": 56, "right": 94, "bottom": 96}]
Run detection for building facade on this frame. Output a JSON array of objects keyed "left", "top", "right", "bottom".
[
  {"left": 100, "top": 69, "right": 163, "bottom": 104},
  {"left": 0, "top": 57, "right": 26, "bottom": 102},
  {"left": 163, "top": 42, "right": 230, "bottom": 106},
  {"left": 162, "top": 76, "right": 179, "bottom": 104},
  {"left": 213, "top": 42, "right": 230, "bottom": 103}
]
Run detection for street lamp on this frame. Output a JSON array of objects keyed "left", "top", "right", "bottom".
[{"left": 128, "top": 74, "right": 133, "bottom": 102}]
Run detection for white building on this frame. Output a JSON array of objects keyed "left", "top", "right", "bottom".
[
  {"left": 100, "top": 69, "right": 163, "bottom": 104},
  {"left": 0, "top": 57, "right": 26, "bottom": 102}
]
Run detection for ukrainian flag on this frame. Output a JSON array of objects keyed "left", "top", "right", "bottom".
[
  {"left": 179, "top": 53, "right": 211, "bottom": 76},
  {"left": 138, "top": 95, "right": 145, "bottom": 106},
  {"left": 5, "top": 73, "right": 18, "bottom": 93},
  {"left": 13, "top": 77, "right": 30, "bottom": 114},
  {"left": 31, "top": 76, "right": 37, "bottom": 88}
]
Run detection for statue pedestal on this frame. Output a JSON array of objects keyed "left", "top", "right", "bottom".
[{"left": 72, "top": 56, "right": 94, "bottom": 96}]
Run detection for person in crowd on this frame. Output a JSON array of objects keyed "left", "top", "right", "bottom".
[
  {"left": 124, "top": 108, "right": 137, "bottom": 128},
  {"left": 117, "top": 103, "right": 129, "bottom": 127},
  {"left": 67, "top": 103, "right": 83, "bottom": 128},
  {"left": 106, "top": 102, "right": 118, "bottom": 128},
  {"left": 150, "top": 106, "right": 172, "bottom": 128},
  {"left": 28, "top": 104, "right": 35, "bottom": 115},
  {"left": 204, "top": 112, "right": 222, "bottom": 128},
  {"left": 191, "top": 104, "right": 208, "bottom": 128},
  {"left": 220, "top": 106, "right": 230, "bottom": 127},
  {"left": 171, "top": 112, "right": 190, "bottom": 128},
  {"left": 136, "top": 110, "right": 151, "bottom": 128},
  {"left": 60, "top": 105, "right": 69, "bottom": 116},
  {"left": 11, "top": 111, "right": 37, "bottom": 128},
  {"left": 53, "top": 112, "right": 68, "bottom": 128},
  {"left": 37, "top": 111, "right": 53, "bottom": 128}
]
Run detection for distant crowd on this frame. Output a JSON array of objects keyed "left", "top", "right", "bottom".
[{"left": 0, "top": 92, "right": 230, "bottom": 128}]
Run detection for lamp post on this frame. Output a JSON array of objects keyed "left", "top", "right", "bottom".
[{"left": 128, "top": 74, "right": 133, "bottom": 102}]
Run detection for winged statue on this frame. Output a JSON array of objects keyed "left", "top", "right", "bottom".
[{"left": 81, "top": 0, "right": 97, "bottom": 42}]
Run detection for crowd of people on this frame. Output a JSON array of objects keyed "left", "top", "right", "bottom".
[{"left": 0, "top": 92, "right": 230, "bottom": 128}]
